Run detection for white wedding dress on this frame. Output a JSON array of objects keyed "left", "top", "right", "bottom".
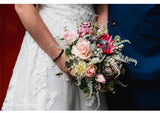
[{"left": 2, "top": 4, "right": 108, "bottom": 110}]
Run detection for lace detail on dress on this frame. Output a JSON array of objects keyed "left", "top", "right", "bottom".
[
  {"left": 1, "top": 4, "right": 107, "bottom": 110},
  {"left": 2, "top": 32, "right": 59, "bottom": 110},
  {"left": 38, "top": 4, "right": 95, "bottom": 49}
]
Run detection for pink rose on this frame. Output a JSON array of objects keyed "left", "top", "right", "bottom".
[
  {"left": 63, "top": 31, "right": 78, "bottom": 45},
  {"left": 86, "top": 65, "right": 97, "bottom": 77},
  {"left": 78, "top": 22, "right": 91, "bottom": 38},
  {"left": 96, "top": 74, "right": 106, "bottom": 84},
  {"left": 71, "top": 38, "right": 92, "bottom": 60}
]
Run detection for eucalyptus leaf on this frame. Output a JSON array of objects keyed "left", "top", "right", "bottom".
[
  {"left": 114, "top": 35, "right": 121, "bottom": 42},
  {"left": 88, "top": 55, "right": 106, "bottom": 65},
  {"left": 73, "top": 58, "right": 79, "bottom": 64},
  {"left": 65, "top": 48, "right": 71, "bottom": 56},
  {"left": 91, "top": 42, "right": 97, "bottom": 51},
  {"left": 65, "top": 60, "right": 73, "bottom": 68}
]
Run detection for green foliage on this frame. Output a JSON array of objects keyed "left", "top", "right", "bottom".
[
  {"left": 73, "top": 58, "right": 79, "bottom": 64},
  {"left": 91, "top": 36, "right": 97, "bottom": 39},
  {"left": 114, "top": 35, "right": 121, "bottom": 42},
  {"left": 65, "top": 60, "right": 73, "bottom": 68},
  {"left": 121, "top": 68, "right": 125, "bottom": 75},
  {"left": 83, "top": 87, "right": 89, "bottom": 93},
  {"left": 91, "top": 42, "right": 97, "bottom": 51},
  {"left": 108, "top": 81, "right": 115, "bottom": 91},
  {"left": 96, "top": 40, "right": 103, "bottom": 44},
  {"left": 65, "top": 48, "right": 71, "bottom": 56},
  {"left": 79, "top": 79, "right": 88, "bottom": 90},
  {"left": 73, "top": 39, "right": 79, "bottom": 45},
  {"left": 96, "top": 32, "right": 101, "bottom": 36},
  {"left": 60, "top": 38, "right": 64, "bottom": 40},
  {"left": 56, "top": 72, "right": 63, "bottom": 77},
  {"left": 96, "top": 63, "right": 102, "bottom": 74}
]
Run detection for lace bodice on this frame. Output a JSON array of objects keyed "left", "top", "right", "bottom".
[
  {"left": 2, "top": 4, "right": 107, "bottom": 110},
  {"left": 38, "top": 4, "right": 95, "bottom": 48}
]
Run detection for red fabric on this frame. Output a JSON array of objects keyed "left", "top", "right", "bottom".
[{"left": 0, "top": 4, "right": 25, "bottom": 110}]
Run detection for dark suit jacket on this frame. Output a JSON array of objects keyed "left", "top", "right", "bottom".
[{"left": 108, "top": 4, "right": 160, "bottom": 110}]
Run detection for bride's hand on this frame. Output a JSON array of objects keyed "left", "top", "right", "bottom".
[{"left": 54, "top": 52, "right": 75, "bottom": 79}]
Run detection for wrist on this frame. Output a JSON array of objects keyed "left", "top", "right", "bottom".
[
  {"left": 53, "top": 49, "right": 64, "bottom": 62},
  {"left": 48, "top": 44, "right": 62, "bottom": 59}
]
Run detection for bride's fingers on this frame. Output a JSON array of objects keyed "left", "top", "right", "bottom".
[{"left": 66, "top": 69, "right": 76, "bottom": 79}]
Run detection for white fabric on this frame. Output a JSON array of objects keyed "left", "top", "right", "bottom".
[{"left": 2, "top": 4, "right": 108, "bottom": 110}]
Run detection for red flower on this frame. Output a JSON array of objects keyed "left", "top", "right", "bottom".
[{"left": 96, "top": 34, "right": 116, "bottom": 54}]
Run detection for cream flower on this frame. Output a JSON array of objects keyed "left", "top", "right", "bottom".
[
  {"left": 71, "top": 38, "right": 92, "bottom": 60},
  {"left": 74, "top": 61, "right": 87, "bottom": 76}
]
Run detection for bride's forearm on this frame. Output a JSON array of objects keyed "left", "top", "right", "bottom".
[
  {"left": 15, "top": 4, "right": 61, "bottom": 59},
  {"left": 95, "top": 4, "right": 108, "bottom": 29}
]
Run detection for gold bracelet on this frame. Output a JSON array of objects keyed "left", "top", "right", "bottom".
[
  {"left": 98, "top": 25, "right": 105, "bottom": 29},
  {"left": 48, "top": 44, "right": 61, "bottom": 50}
]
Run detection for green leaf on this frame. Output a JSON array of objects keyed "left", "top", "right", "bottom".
[
  {"left": 108, "top": 81, "right": 115, "bottom": 91},
  {"left": 73, "top": 58, "right": 79, "bottom": 64},
  {"left": 73, "top": 39, "right": 79, "bottom": 45},
  {"left": 86, "top": 37, "right": 90, "bottom": 41},
  {"left": 96, "top": 63, "right": 102, "bottom": 73},
  {"left": 97, "top": 40, "right": 103, "bottom": 44},
  {"left": 65, "top": 60, "right": 73, "bottom": 68},
  {"left": 56, "top": 72, "right": 63, "bottom": 77},
  {"left": 83, "top": 87, "right": 89, "bottom": 93},
  {"left": 114, "top": 35, "right": 121, "bottom": 42},
  {"left": 65, "top": 48, "right": 71, "bottom": 56},
  {"left": 96, "top": 32, "right": 101, "bottom": 36},
  {"left": 121, "top": 68, "right": 125, "bottom": 75},
  {"left": 91, "top": 42, "right": 97, "bottom": 51},
  {"left": 60, "top": 38, "right": 64, "bottom": 40},
  {"left": 79, "top": 79, "right": 88, "bottom": 90}
]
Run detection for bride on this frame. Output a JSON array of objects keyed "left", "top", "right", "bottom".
[{"left": 2, "top": 4, "right": 108, "bottom": 110}]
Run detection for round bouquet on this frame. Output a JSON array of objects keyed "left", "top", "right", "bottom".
[{"left": 61, "top": 19, "right": 137, "bottom": 109}]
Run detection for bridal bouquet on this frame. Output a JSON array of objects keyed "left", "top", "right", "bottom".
[{"left": 61, "top": 18, "right": 137, "bottom": 109}]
